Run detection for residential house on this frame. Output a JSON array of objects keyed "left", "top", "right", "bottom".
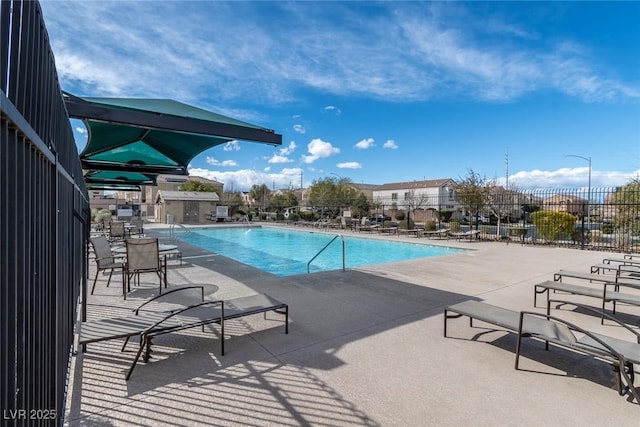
[
  {"left": 371, "top": 179, "right": 458, "bottom": 222},
  {"left": 542, "top": 194, "right": 588, "bottom": 216}
]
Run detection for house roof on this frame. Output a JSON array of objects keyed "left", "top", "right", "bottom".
[
  {"left": 155, "top": 190, "right": 220, "bottom": 203},
  {"left": 375, "top": 179, "right": 454, "bottom": 191},
  {"left": 157, "top": 174, "right": 223, "bottom": 185},
  {"left": 350, "top": 183, "right": 381, "bottom": 191}
]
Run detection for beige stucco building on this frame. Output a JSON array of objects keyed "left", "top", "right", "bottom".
[
  {"left": 371, "top": 179, "right": 458, "bottom": 221},
  {"left": 154, "top": 190, "right": 221, "bottom": 224}
]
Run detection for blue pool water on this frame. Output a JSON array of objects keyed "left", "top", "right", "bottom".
[{"left": 174, "top": 227, "right": 465, "bottom": 277}]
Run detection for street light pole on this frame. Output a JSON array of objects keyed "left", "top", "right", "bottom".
[{"left": 564, "top": 153, "right": 592, "bottom": 228}]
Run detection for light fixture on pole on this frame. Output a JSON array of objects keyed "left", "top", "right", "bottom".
[{"left": 563, "top": 154, "right": 591, "bottom": 225}]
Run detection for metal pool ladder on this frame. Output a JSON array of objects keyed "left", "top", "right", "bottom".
[
  {"left": 307, "top": 234, "right": 345, "bottom": 274},
  {"left": 169, "top": 223, "right": 192, "bottom": 242}
]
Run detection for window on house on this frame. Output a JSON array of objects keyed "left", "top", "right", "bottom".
[
  {"left": 404, "top": 192, "right": 410, "bottom": 200},
  {"left": 391, "top": 193, "right": 398, "bottom": 201}
]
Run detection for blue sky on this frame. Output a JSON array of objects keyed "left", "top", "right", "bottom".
[{"left": 41, "top": 1, "right": 640, "bottom": 192}]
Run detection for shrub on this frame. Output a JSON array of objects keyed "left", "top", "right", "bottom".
[
  {"left": 94, "top": 209, "right": 112, "bottom": 223},
  {"left": 289, "top": 213, "right": 300, "bottom": 221},
  {"left": 425, "top": 220, "right": 437, "bottom": 231},
  {"left": 531, "top": 211, "right": 576, "bottom": 242},
  {"left": 300, "top": 211, "right": 314, "bottom": 221},
  {"left": 449, "top": 221, "right": 460, "bottom": 232},
  {"left": 398, "top": 219, "right": 415, "bottom": 229},
  {"left": 395, "top": 210, "right": 406, "bottom": 221}
]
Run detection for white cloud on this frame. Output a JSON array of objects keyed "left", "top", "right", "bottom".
[
  {"left": 502, "top": 167, "right": 640, "bottom": 189},
  {"left": 268, "top": 155, "right": 293, "bottom": 164},
  {"left": 293, "top": 124, "right": 306, "bottom": 134},
  {"left": 75, "top": 126, "right": 86, "bottom": 134},
  {"left": 188, "top": 167, "right": 305, "bottom": 191},
  {"left": 354, "top": 138, "right": 375, "bottom": 150},
  {"left": 325, "top": 105, "right": 342, "bottom": 115},
  {"left": 337, "top": 162, "right": 362, "bottom": 169},
  {"left": 280, "top": 141, "right": 297, "bottom": 156},
  {"left": 267, "top": 141, "right": 297, "bottom": 163},
  {"left": 223, "top": 140, "right": 240, "bottom": 151},
  {"left": 40, "top": 2, "right": 639, "bottom": 105},
  {"left": 206, "top": 156, "right": 238, "bottom": 167},
  {"left": 383, "top": 139, "right": 398, "bottom": 149},
  {"left": 301, "top": 138, "right": 340, "bottom": 164}
]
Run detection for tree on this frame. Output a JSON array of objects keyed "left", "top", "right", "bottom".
[
  {"left": 268, "top": 191, "right": 297, "bottom": 212},
  {"left": 249, "top": 184, "right": 270, "bottom": 212},
  {"left": 307, "top": 177, "right": 356, "bottom": 217},
  {"left": 221, "top": 191, "right": 244, "bottom": 216},
  {"left": 352, "top": 193, "right": 370, "bottom": 218},
  {"left": 179, "top": 180, "right": 218, "bottom": 193},
  {"left": 453, "top": 169, "right": 490, "bottom": 232},
  {"left": 610, "top": 178, "right": 640, "bottom": 235},
  {"left": 484, "top": 184, "right": 529, "bottom": 237},
  {"left": 403, "top": 189, "right": 428, "bottom": 229},
  {"left": 281, "top": 190, "right": 298, "bottom": 208}
]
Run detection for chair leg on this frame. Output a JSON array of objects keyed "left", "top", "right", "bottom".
[
  {"left": 91, "top": 270, "right": 99, "bottom": 295},
  {"left": 123, "top": 270, "right": 128, "bottom": 300},
  {"left": 126, "top": 335, "right": 148, "bottom": 381},
  {"left": 106, "top": 269, "right": 114, "bottom": 288}
]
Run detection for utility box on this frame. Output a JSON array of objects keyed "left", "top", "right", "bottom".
[{"left": 216, "top": 206, "right": 229, "bottom": 222}]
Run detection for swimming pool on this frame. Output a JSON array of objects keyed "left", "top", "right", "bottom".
[{"left": 173, "top": 227, "right": 466, "bottom": 277}]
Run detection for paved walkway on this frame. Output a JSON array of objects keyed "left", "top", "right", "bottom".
[{"left": 67, "top": 224, "right": 640, "bottom": 426}]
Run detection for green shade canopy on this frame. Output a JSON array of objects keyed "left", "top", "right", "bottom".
[
  {"left": 64, "top": 92, "right": 282, "bottom": 187},
  {"left": 84, "top": 170, "right": 157, "bottom": 186}
]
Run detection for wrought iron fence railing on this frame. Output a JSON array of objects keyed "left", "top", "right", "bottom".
[
  {"left": 1, "top": 1, "right": 89, "bottom": 425},
  {"left": 379, "top": 187, "right": 639, "bottom": 252}
]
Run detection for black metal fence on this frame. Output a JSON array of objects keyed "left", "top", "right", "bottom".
[
  {"left": 1, "top": 1, "right": 89, "bottom": 425},
  {"left": 409, "top": 186, "right": 639, "bottom": 252}
]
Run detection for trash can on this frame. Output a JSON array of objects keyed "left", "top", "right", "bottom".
[{"left": 166, "top": 214, "right": 174, "bottom": 224}]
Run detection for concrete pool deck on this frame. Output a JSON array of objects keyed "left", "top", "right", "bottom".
[{"left": 66, "top": 223, "right": 640, "bottom": 425}]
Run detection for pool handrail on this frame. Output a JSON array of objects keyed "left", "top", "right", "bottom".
[
  {"left": 307, "top": 234, "right": 345, "bottom": 274},
  {"left": 169, "top": 223, "right": 192, "bottom": 242}
]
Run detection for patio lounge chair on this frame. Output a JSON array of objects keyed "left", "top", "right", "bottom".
[
  {"left": 423, "top": 228, "right": 450, "bottom": 239},
  {"left": 78, "top": 288, "right": 288, "bottom": 380},
  {"left": 554, "top": 269, "right": 640, "bottom": 290},
  {"left": 534, "top": 280, "right": 640, "bottom": 323},
  {"left": 449, "top": 229, "right": 480, "bottom": 240},
  {"left": 89, "top": 236, "right": 124, "bottom": 295},
  {"left": 356, "top": 217, "right": 377, "bottom": 232},
  {"left": 444, "top": 299, "right": 640, "bottom": 403}
]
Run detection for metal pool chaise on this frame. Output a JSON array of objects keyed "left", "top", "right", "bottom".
[
  {"left": 449, "top": 229, "right": 480, "bottom": 240},
  {"left": 554, "top": 269, "right": 640, "bottom": 288},
  {"left": 534, "top": 280, "right": 640, "bottom": 323},
  {"left": 444, "top": 299, "right": 640, "bottom": 404},
  {"left": 423, "top": 228, "right": 450, "bottom": 239},
  {"left": 78, "top": 287, "right": 289, "bottom": 380}
]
